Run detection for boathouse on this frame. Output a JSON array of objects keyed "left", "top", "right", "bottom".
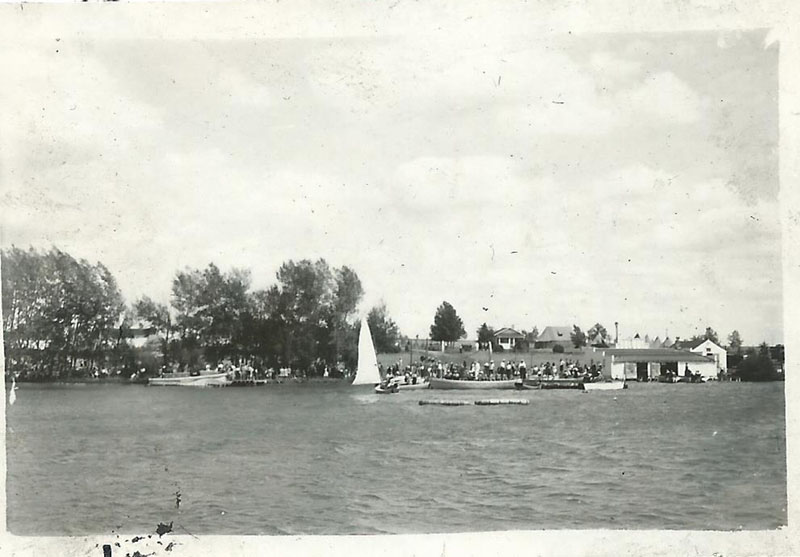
[{"left": 599, "top": 348, "right": 717, "bottom": 381}]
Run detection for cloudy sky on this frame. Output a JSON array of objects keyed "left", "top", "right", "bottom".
[{"left": 0, "top": 24, "right": 782, "bottom": 344}]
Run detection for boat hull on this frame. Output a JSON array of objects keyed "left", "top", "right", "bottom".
[
  {"left": 374, "top": 381, "right": 430, "bottom": 394},
  {"left": 428, "top": 378, "right": 518, "bottom": 390},
  {"left": 398, "top": 382, "right": 429, "bottom": 391},
  {"left": 583, "top": 381, "right": 627, "bottom": 391},
  {"left": 148, "top": 372, "right": 231, "bottom": 387},
  {"left": 525, "top": 378, "right": 585, "bottom": 390}
]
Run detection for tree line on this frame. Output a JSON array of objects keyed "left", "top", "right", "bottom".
[
  {"left": 2, "top": 247, "right": 125, "bottom": 377},
  {"left": 1, "top": 247, "right": 782, "bottom": 381},
  {"left": 1, "top": 247, "right": 403, "bottom": 378}
]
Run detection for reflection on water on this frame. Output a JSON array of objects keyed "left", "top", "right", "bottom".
[{"left": 6, "top": 381, "right": 786, "bottom": 534}]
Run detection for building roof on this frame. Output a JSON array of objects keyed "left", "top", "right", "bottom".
[
  {"left": 691, "top": 339, "right": 725, "bottom": 352},
  {"left": 650, "top": 336, "right": 662, "bottom": 348},
  {"left": 493, "top": 327, "right": 524, "bottom": 339},
  {"left": 589, "top": 333, "right": 609, "bottom": 345},
  {"left": 537, "top": 326, "right": 572, "bottom": 342},
  {"left": 670, "top": 339, "right": 686, "bottom": 349},
  {"left": 604, "top": 348, "right": 714, "bottom": 363}
]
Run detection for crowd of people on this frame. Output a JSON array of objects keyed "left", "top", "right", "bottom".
[{"left": 377, "top": 356, "right": 605, "bottom": 383}]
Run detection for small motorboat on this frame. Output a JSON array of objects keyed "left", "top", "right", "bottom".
[
  {"left": 375, "top": 377, "right": 401, "bottom": 394},
  {"left": 148, "top": 370, "right": 231, "bottom": 387},
  {"left": 374, "top": 376, "right": 429, "bottom": 394}
]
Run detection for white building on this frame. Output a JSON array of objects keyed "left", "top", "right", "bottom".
[
  {"left": 690, "top": 339, "right": 727, "bottom": 376},
  {"left": 599, "top": 348, "right": 717, "bottom": 381},
  {"left": 493, "top": 328, "right": 524, "bottom": 351}
]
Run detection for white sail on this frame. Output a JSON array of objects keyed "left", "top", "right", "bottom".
[
  {"left": 9, "top": 376, "right": 17, "bottom": 406},
  {"left": 353, "top": 317, "right": 381, "bottom": 385}
]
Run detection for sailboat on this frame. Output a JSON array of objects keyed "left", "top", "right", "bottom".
[{"left": 352, "top": 317, "right": 381, "bottom": 387}]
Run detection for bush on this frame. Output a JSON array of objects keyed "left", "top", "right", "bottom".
[
  {"left": 552, "top": 344, "right": 565, "bottom": 354},
  {"left": 735, "top": 354, "right": 778, "bottom": 381}
]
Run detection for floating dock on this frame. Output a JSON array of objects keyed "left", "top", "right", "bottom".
[
  {"left": 419, "top": 399, "right": 529, "bottom": 406},
  {"left": 474, "top": 399, "right": 530, "bottom": 405}
]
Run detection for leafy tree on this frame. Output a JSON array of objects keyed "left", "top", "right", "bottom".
[
  {"left": 330, "top": 266, "right": 364, "bottom": 363},
  {"left": 727, "top": 330, "right": 743, "bottom": 353},
  {"left": 367, "top": 302, "right": 401, "bottom": 353},
  {"left": 570, "top": 325, "right": 587, "bottom": 348},
  {"left": 429, "top": 301, "right": 466, "bottom": 341},
  {"left": 170, "top": 263, "right": 251, "bottom": 365},
  {"left": 2, "top": 246, "right": 125, "bottom": 378},
  {"left": 263, "top": 259, "right": 363, "bottom": 372},
  {"left": 525, "top": 327, "right": 539, "bottom": 343},
  {"left": 133, "top": 296, "right": 174, "bottom": 368},
  {"left": 736, "top": 349, "right": 777, "bottom": 381},
  {"left": 477, "top": 323, "right": 494, "bottom": 349},
  {"left": 587, "top": 323, "right": 609, "bottom": 345},
  {"left": 704, "top": 327, "right": 720, "bottom": 344},
  {"left": 689, "top": 327, "right": 720, "bottom": 346}
]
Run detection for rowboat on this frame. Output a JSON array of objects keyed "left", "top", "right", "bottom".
[
  {"left": 428, "top": 377, "right": 518, "bottom": 390},
  {"left": 522, "top": 377, "right": 584, "bottom": 390},
  {"left": 148, "top": 371, "right": 231, "bottom": 387},
  {"left": 583, "top": 381, "right": 627, "bottom": 391}
]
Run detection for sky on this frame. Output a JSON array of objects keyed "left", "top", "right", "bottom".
[{"left": 0, "top": 27, "right": 783, "bottom": 344}]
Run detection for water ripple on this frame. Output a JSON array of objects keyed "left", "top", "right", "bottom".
[{"left": 5, "top": 382, "right": 787, "bottom": 534}]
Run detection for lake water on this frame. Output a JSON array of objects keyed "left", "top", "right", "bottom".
[{"left": 5, "top": 381, "right": 786, "bottom": 535}]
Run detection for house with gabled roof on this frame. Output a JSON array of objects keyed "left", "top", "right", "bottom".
[
  {"left": 493, "top": 327, "right": 524, "bottom": 351},
  {"left": 534, "top": 326, "right": 572, "bottom": 349},
  {"left": 690, "top": 339, "right": 727, "bottom": 376}
]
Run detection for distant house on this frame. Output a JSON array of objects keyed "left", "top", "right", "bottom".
[
  {"left": 690, "top": 339, "right": 727, "bottom": 375},
  {"left": 493, "top": 328, "right": 524, "bottom": 351},
  {"left": 534, "top": 326, "right": 572, "bottom": 349}
]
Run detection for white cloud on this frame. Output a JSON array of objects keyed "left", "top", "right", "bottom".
[
  {"left": 0, "top": 32, "right": 781, "bottom": 344},
  {"left": 619, "top": 71, "right": 706, "bottom": 124}
]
